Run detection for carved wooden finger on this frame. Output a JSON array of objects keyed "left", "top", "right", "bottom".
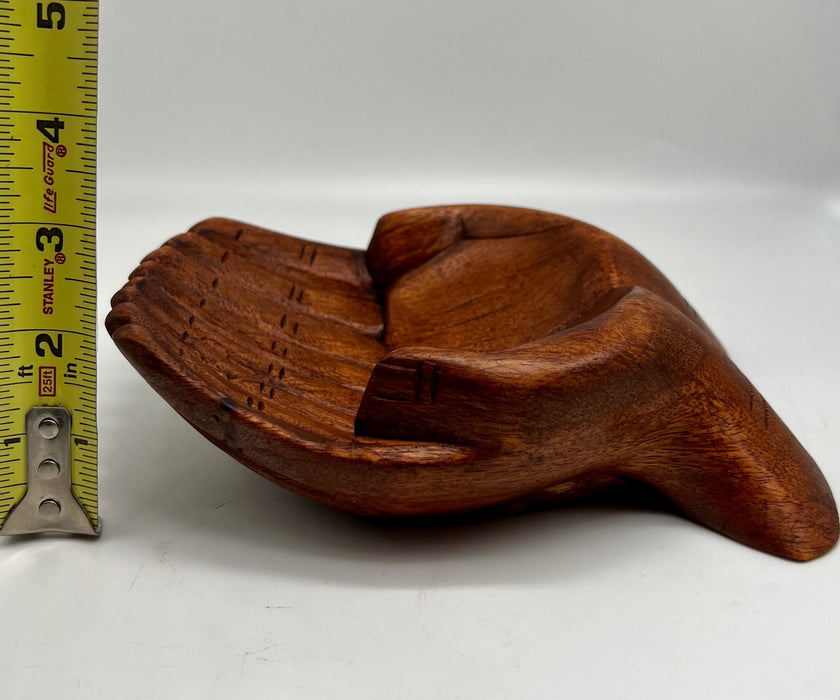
[{"left": 106, "top": 206, "right": 839, "bottom": 560}]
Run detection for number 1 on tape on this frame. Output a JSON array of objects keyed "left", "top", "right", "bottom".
[{"left": 0, "top": 0, "right": 99, "bottom": 535}]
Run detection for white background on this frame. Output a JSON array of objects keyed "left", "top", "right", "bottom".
[{"left": 2, "top": 1, "right": 840, "bottom": 698}]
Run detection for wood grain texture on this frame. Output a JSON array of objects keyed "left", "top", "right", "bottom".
[{"left": 106, "top": 205, "right": 838, "bottom": 560}]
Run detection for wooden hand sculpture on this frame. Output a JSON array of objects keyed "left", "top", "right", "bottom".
[{"left": 106, "top": 205, "right": 838, "bottom": 560}]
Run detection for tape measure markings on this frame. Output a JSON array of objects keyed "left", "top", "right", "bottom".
[{"left": 0, "top": 0, "right": 99, "bottom": 534}]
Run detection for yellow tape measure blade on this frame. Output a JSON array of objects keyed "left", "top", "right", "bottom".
[{"left": 0, "top": 0, "right": 99, "bottom": 534}]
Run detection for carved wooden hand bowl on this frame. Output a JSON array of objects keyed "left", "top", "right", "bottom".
[{"left": 106, "top": 205, "right": 838, "bottom": 560}]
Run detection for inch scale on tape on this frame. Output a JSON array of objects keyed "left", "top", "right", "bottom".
[{"left": 0, "top": 0, "right": 99, "bottom": 535}]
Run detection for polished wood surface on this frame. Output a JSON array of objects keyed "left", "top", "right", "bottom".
[{"left": 106, "top": 205, "right": 838, "bottom": 560}]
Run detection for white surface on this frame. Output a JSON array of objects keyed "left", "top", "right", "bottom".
[{"left": 2, "top": 1, "right": 840, "bottom": 698}]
